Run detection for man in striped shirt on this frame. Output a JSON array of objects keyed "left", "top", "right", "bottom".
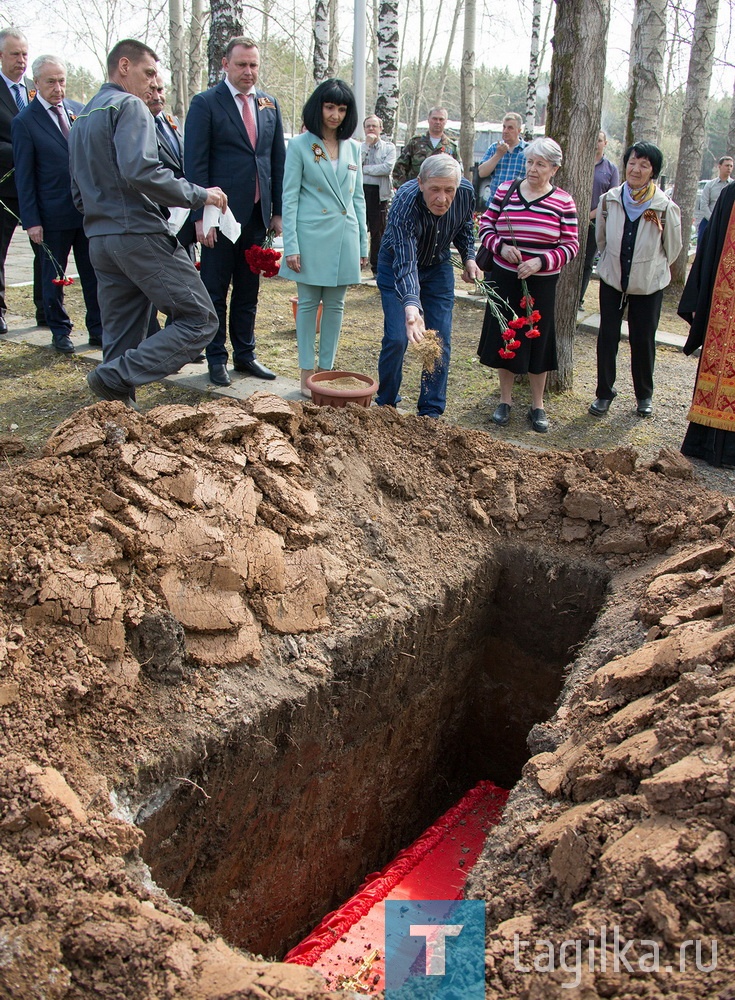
[{"left": 376, "top": 154, "right": 478, "bottom": 418}]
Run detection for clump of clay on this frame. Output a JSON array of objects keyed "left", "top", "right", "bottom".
[{"left": 409, "top": 328, "right": 442, "bottom": 371}]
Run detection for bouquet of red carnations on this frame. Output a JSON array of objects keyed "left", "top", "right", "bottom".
[{"left": 244, "top": 230, "right": 281, "bottom": 277}]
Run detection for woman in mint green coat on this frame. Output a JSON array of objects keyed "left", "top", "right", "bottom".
[{"left": 279, "top": 79, "right": 368, "bottom": 396}]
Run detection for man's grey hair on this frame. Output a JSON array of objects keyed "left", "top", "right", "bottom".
[
  {"left": 0, "top": 28, "right": 27, "bottom": 52},
  {"left": 419, "top": 153, "right": 461, "bottom": 184},
  {"left": 32, "top": 55, "right": 67, "bottom": 79},
  {"left": 428, "top": 107, "right": 448, "bottom": 118},
  {"left": 524, "top": 136, "right": 563, "bottom": 167},
  {"left": 503, "top": 112, "right": 523, "bottom": 127}
]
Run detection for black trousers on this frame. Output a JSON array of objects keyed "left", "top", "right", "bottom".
[
  {"left": 0, "top": 200, "right": 44, "bottom": 321},
  {"left": 596, "top": 279, "right": 663, "bottom": 401},
  {"left": 41, "top": 227, "right": 102, "bottom": 343},
  {"left": 364, "top": 184, "right": 388, "bottom": 273},
  {"left": 199, "top": 213, "right": 266, "bottom": 367},
  {"left": 579, "top": 221, "right": 597, "bottom": 304}
]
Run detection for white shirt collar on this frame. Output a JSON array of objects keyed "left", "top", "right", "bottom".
[
  {"left": 37, "top": 93, "right": 63, "bottom": 113},
  {"left": 1, "top": 72, "right": 27, "bottom": 94},
  {"left": 224, "top": 78, "right": 256, "bottom": 102}
]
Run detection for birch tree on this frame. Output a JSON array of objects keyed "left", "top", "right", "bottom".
[
  {"left": 208, "top": 0, "right": 243, "bottom": 86},
  {"left": 437, "top": 0, "right": 464, "bottom": 106},
  {"left": 546, "top": 0, "right": 611, "bottom": 390},
  {"left": 169, "top": 0, "right": 187, "bottom": 115},
  {"left": 188, "top": 0, "right": 206, "bottom": 101},
  {"left": 525, "top": 0, "right": 542, "bottom": 139},
  {"left": 727, "top": 75, "right": 735, "bottom": 160},
  {"left": 313, "top": 0, "right": 329, "bottom": 83},
  {"left": 375, "top": 0, "right": 400, "bottom": 137},
  {"left": 459, "top": 0, "right": 476, "bottom": 177},
  {"left": 671, "top": 0, "right": 720, "bottom": 284},
  {"left": 328, "top": 0, "right": 339, "bottom": 76},
  {"left": 625, "top": 0, "right": 666, "bottom": 146}
]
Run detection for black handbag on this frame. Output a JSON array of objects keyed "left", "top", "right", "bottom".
[{"left": 476, "top": 178, "right": 523, "bottom": 271}]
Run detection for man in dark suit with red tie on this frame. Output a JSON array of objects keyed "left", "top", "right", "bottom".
[
  {"left": 0, "top": 27, "right": 44, "bottom": 334},
  {"left": 185, "top": 36, "right": 286, "bottom": 387},
  {"left": 12, "top": 55, "right": 103, "bottom": 353}
]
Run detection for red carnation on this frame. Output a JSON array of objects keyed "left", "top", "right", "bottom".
[
  {"left": 526, "top": 327, "right": 541, "bottom": 339},
  {"left": 508, "top": 316, "right": 527, "bottom": 331},
  {"left": 530, "top": 309, "right": 542, "bottom": 323},
  {"left": 498, "top": 347, "right": 516, "bottom": 359},
  {"left": 508, "top": 339, "right": 521, "bottom": 350},
  {"left": 501, "top": 328, "right": 514, "bottom": 341}
]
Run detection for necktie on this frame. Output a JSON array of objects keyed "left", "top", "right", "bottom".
[
  {"left": 11, "top": 83, "right": 25, "bottom": 111},
  {"left": 238, "top": 93, "right": 260, "bottom": 202},
  {"left": 155, "top": 116, "right": 179, "bottom": 162},
  {"left": 50, "top": 104, "right": 70, "bottom": 138}
]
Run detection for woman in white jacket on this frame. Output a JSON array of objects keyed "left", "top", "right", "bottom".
[{"left": 588, "top": 142, "right": 682, "bottom": 419}]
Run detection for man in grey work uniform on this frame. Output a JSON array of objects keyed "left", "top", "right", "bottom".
[{"left": 68, "top": 38, "right": 227, "bottom": 405}]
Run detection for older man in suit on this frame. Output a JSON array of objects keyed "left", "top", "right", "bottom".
[
  {"left": 185, "top": 36, "right": 286, "bottom": 387},
  {"left": 0, "top": 26, "right": 44, "bottom": 333},
  {"left": 12, "top": 55, "right": 103, "bottom": 353}
]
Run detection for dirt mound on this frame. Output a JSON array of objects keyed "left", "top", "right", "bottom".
[{"left": 0, "top": 394, "right": 733, "bottom": 997}]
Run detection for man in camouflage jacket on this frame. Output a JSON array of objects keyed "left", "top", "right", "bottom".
[{"left": 392, "top": 107, "right": 462, "bottom": 188}]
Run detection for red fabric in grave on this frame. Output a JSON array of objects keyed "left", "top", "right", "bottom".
[{"left": 284, "top": 779, "right": 508, "bottom": 977}]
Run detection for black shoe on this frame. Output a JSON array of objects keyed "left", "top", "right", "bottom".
[
  {"left": 636, "top": 397, "right": 653, "bottom": 417},
  {"left": 492, "top": 402, "right": 511, "bottom": 426},
  {"left": 87, "top": 369, "right": 138, "bottom": 409},
  {"left": 233, "top": 358, "right": 276, "bottom": 380},
  {"left": 528, "top": 407, "right": 549, "bottom": 433},
  {"left": 0, "top": 317, "right": 7, "bottom": 335},
  {"left": 589, "top": 397, "right": 613, "bottom": 417},
  {"left": 209, "top": 364, "right": 232, "bottom": 386},
  {"left": 53, "top": 335, "right": 75, "bottom": 354},
  {"left": 193, "top": 354, "right": 206, "bottom": 363}
]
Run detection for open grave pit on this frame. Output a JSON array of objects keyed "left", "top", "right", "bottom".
[{"left": 0, "top": 396, "right": 734, "bottom": 998}]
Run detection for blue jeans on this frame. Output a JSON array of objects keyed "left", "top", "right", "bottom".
[{"left": 376, "top": 253, "right": 454, "bottom": 417}]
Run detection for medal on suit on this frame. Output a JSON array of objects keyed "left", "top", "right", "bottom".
[{"left": 312, "top": 143, "right": 327, "bottom": 164}]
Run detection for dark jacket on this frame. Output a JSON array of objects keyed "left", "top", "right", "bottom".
[
  {"left": 184, "top": 81, "right": 286, "bottom": 229},
  {"left": 0, "top": 75, "right": 35, "bottom": 200},
  {"left": 68, "top": 83, "right": 208, "bottom": 237},
  {"left": 678, "top": 181, "right": 735, "bottom": 355},
  {"left": 11, "top": 96, "right": 84, "bottom": 231}
]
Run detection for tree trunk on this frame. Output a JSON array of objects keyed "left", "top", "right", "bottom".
[
  {"left": 437, "top": 0, "right": 464, "bottom": 106},
  {"left": 546, "top": 0, "right": 611, "bottom": 391},
  {"left": 187, "top": 0, "right": 206, "bottom": 103},
  {"left": 658, "top": 1, "right": 680, "bottom": 146},
  {"left": 328, "top": 0, "right": 339, "bottom": 76},
  {"left": 625, "top": 0, "right": 666, "bottom": 146},
  {"left": 208, "top": 0, "right": 242, "bottom": 87},
  {"left": 313, "top": 0, "right": 329, "bottom": 84},
  {"left": 375, "top": 0, "right": 400, "bottom": 136},
  {"left": 525, "top": 0, "right": 542, "bottom": 140},
  {"left": 169, "top": 0, "right": 187, "bottom": 117},
  {"left": 459, "top": 0, "right": 475, "bottom": 179},
  {"left": 260, "top": 0, "right": 271, "bottom": 68},
  {"left": 671, "top": 0, "right": 720, "bottom": 285},
  {"left": 727, "top": 76, "right": 735, "bottom": 178}
]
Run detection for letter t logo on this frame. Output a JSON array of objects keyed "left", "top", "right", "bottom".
[{"left": 409, "top": 924, "right": 464, "bottom": 975}]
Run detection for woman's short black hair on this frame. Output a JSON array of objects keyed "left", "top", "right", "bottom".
[
  {"left": 623, "top": 141, "right": 664, "bottom": 180},
  {"left": 302, "top": 78, "right": 358, "bottom": 140}
]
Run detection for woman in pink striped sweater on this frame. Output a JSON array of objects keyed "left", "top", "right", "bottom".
[{"left": 477, "top": 137, "right": 579, "bottom": 433}]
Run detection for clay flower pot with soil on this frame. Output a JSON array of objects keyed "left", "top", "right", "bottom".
[{"left": 305, "top": 370, "right": 378, "bottom": 408}]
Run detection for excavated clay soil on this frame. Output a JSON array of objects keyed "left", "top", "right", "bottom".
[{"left": 1, "top": 394, "right": 734, "bottom": 999}]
